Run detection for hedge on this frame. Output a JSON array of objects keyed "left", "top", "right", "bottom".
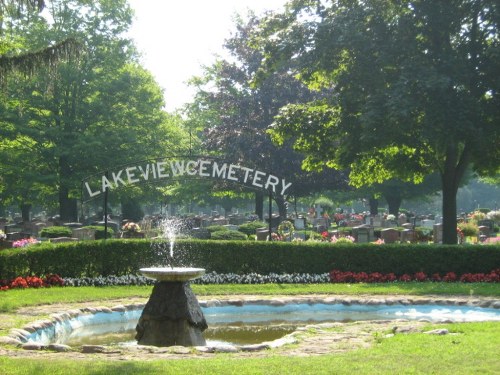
[{"left": 0, "top": 240, "right": 499, "bottom": 279}]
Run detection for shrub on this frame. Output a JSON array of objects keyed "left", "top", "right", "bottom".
[
  {"left": 238, "top": 221, "right": 267, "bottom": 236},
  {"left": 206, "top": 225, "right": 227, "bottom": 234},
  {"left": 39, "top": 226, "right": 72, "bottom": 238},
  {"left": 210, "top": 230, "right": 248, "bottom": 241},
  {"left": 83, "top": 225, "right": 114, "bottom": 239},
  {"left": 458, "top": 222, "right": 479, "bottom": 237}
]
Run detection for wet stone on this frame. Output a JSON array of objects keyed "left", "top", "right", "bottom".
[
  {"left": 22, "top": 343, "right": 45, "bottom": 350},
  {"left": 0, "top": 336, "right": 22, "bottom": 346},
  {"left": 48, "top": 344, "right": 72, "bottom": 352}
]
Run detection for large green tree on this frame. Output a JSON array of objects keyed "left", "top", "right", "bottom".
[
  {"left": 0, "top": 0, "right": 188, "bottom": 221},
  {"left": 255, "top": 0, "right": 499, "bottom": 243},
  {"left": 186, "top": 12, "right": 348, "bottom": 220}
]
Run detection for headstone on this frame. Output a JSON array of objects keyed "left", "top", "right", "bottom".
[
  {"left": 49, "top": 237, "right": 78, "bottom": 243},
  {"left": 72, "top": 227, "right": 96, "bottom": 240},
  {"left": 478, "top": 225, "right": 490, "bottom": 237},
  {"left": 294, "top": 218, "right": 305, "bottom": 230},
  {"left": 380, "top": 228, "right": 400, "bottom": 243},
  {"left": 256, "top": 228, "right": 269, "bottom": 241},
  {"left": 371, "top": 216, "right": 382, "bottom": 227},
  {"left": 433, "top": 223, "right": 443, "bottom": 243},
  {"left": 478, "top": 220, "right": 494, "bottom": 232},
  {"left": 401, "top": 229, "right": 415, "bottom": 243},
  {"left": 422, "top": 219, "right": 435, "bottom": 228},
  {"left": 352, "top": 224, "right": 374, "bottom": 243}
]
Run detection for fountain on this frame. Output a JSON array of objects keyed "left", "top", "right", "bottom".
[{"left": 135, "top": 218, "right": 208, "bottom": 347}]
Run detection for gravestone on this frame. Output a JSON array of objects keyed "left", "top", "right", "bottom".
[
  {"left": 294, "top": 217, "right": 305, "bottom": 230},
  {"left": 422, "top": 219, "right": 435, "bottom": 228},
  {"left": 371, "top": 216, "right": 382, "bottom": 227},
  {"left": 400, "top": 229, "right": 415, "bottom": 243},
  {"left": 433, "top": 223, "right": 443, "bottom": 243},
  {"left": 352, "top": 224, "right": 374, "bottom": 243},
  {"left": 478, "top": 220, "right": 494, "bottom": 232},
  {"left": 72, "top": 227, "right": 96, "bottom": 240},
  {"left": 380, "top": 228, "right": 400, "bottom": 243}
]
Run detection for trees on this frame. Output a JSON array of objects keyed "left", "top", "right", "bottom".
[
  {"left": 255, "top": 0, "right": 499, "bottom": 243},
  {"left": 0, "top": 0, "right": 189, "bottom": 221},
  {"left": 186, "top": 12, "right": 348, "bottom": 220}
]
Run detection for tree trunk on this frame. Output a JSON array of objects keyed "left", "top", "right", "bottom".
[
  {"left": 58, "top": 156, "right": 77, "bottom": 222},
  {"left": 275, "top": 195, "right": 287, "bottom": 221},
  {"left": 441, "top": 143, "right": 470, "bottom": 244},
  {"left": 441, "top": 175, "right": 458, "bottom": 244},
  {"left": 255, "top": 191, "right": 264, "bottom": 220},
  {"left": 20, "top": 203, "right": 31, "bottom": 222},
  {"left": 384, "top": 195, "right": 402, "bottom": 216},
  {"left": 368, "top": 197, "right": 378, "bottom": 216},
  {"left": 59, "top": 187, "right": 77, "bottom": 222}
]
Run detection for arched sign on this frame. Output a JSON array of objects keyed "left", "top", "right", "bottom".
[{"left": 82, "top": 157, "right": 293, "bottom": 202}]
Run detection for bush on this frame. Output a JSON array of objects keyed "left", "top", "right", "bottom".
[
  {"left": 210, "top": 230, "right": 248, "bottom": 241},
  {"left": 458, "top": 222, "right": 479, "bottom": 237},
  {"left": 39, "top": 226, "right": 72, "bottom": 238},
  {"left": 206, "top": 225, "right": 227, "bottom": 234},
  {"left": 83, "top": 225, "right": 114, "bottom": 239},
  {"left": 0, "top": 240, "right": 499, "bottom": 279},
  {"left": 237, "top": 221, "right": 267, "bottom": 236}
]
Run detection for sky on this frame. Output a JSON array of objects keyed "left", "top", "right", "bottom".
[{"left": 128, "top": 0, "right": 286, "bottom": 111}]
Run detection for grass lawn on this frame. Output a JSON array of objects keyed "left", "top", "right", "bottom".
[{"left": 0, "top": 282, "right": 499, "bottom": 374}]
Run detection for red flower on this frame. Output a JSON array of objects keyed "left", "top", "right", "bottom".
[
  {"left": 399, "top": 274, "right": 412, "bottom": 282},
  {"left": 10, "top": 277, "right": 28, "bottom": 289},
  {"left": 443, "top": 272, "right": 457, "bottom": 282}
]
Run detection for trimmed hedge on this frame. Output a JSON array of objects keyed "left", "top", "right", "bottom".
[{"left": 0, "top": 240, "right": 499, "bottom": 279}]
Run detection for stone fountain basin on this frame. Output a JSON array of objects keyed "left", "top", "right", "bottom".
[{"left": 139, "top": 267, "right": 205, "bottom": 282}]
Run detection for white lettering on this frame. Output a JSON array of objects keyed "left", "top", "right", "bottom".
[
  {"left": 186, "top": 160, "right": 198, "bottom": 175},
  {"left": 112, "top": 169, "right": 126, "bottom": 187},
  {"left": 85, "top": 182, "right": 101, "bottom": 198},
  {"left": 252, "top": 170, "right": 265, "bottom": 188},
  {"left": 138, "top": 165, "right": 150, "bottom": 180},
  {"left": 102, "top": 175, "right": 113, "bottom": 191},
  {"left": 170, "top": 161, "right": 185, "bottom": 176},
  {"left": 212, "top": 162, "right": 227, "bottom": 178},
  {"left": 265, "top": 174, "right": 280, "bottom": 192},
  {"left": 198, "top": 160, "right": 211, "bottom": 177},
  {"left": 157, "top": 161, "right": 169, "bottom": 178},
  {"left": 240, "top": 166, "right": 253, "bottom": 183},
  {"left": 126, "top": 167, "right": 140, "bottom": 184},
  {"left": 227, "top": 164, "right": 239, "bottom": 181},
  {"left": 280, "top": 179, "right": 293, "bottom": 195}
]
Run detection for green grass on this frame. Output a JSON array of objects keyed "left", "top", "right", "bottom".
[
  {"left": 0, "top": 283, "right": 498, "bottom": 374},
  {"left": 1, "top": 282, "right": 498, "bottom": 313},
  {"left": 0, "top": 322, "right": 499, "bottom": 374}
]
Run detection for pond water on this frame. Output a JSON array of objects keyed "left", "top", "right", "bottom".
[{"left": 48, "top": 302, "right": 500, "bottom": 348}]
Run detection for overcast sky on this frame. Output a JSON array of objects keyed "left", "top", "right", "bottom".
[{"left": 128, "top": 0, "right": 286, "bottom": 111}]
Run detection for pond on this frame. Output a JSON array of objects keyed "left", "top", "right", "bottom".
[{"left": 23, "top": 300, "right": 500, "bottom": 348}]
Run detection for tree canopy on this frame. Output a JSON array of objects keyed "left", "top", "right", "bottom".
[{"left": 252, "top": 0, "right": 499, "bottom": 243}]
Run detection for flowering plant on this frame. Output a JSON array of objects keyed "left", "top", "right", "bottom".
[
  {"left": 386, "top": 214, "right": 396, "bottom": 221},
  {"left": 122, "top": 222, "right": 141, "bottom": 233},
  {"left": 12, "top": 238, "right": 39, "bottom": 248},
  {"left": 0, "top": 230, "right": 6, "bottom": 240},
  {"left": 486, "top": 210, "right": 500, "bottom": 222},
  {"left": 330, "top": 235, "right": 355, "bottom": 244}
]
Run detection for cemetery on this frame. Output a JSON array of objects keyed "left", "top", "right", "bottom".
[{"left": 1, "top": 0, "right": 499, "bottom": 373}]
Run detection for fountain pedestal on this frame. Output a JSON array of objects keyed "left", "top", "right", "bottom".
[{"left": 135, "top": 268, "right": 207, "bottom": 347}]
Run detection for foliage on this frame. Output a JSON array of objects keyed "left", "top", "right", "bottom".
[
  {"left": 210, "top": 230, "right": 248, "bottom": 241},
  {"left": 237, "top": 221, "right": 268, "bottom": 236},
  {"left": 1, "top": 239, "right": 499, "bottom": 280},
  {"left": 458, "top": 222, "right": 479, "bottom": 237},
  {"left": 205, "top": 225, "right": 228, "bottom": 234},
  {"left": 83, "top": 225, "right": 114, "bottom": 240},
  {"left": 39, "top": 226, "right": 72, "bottom": 238},
  {"left": 254, "top": 0, "right": 500, "bottom": 244}
]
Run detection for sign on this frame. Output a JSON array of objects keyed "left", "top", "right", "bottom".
[{"left": 82, "top": 158, "right": 293, "bottom": 201}]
